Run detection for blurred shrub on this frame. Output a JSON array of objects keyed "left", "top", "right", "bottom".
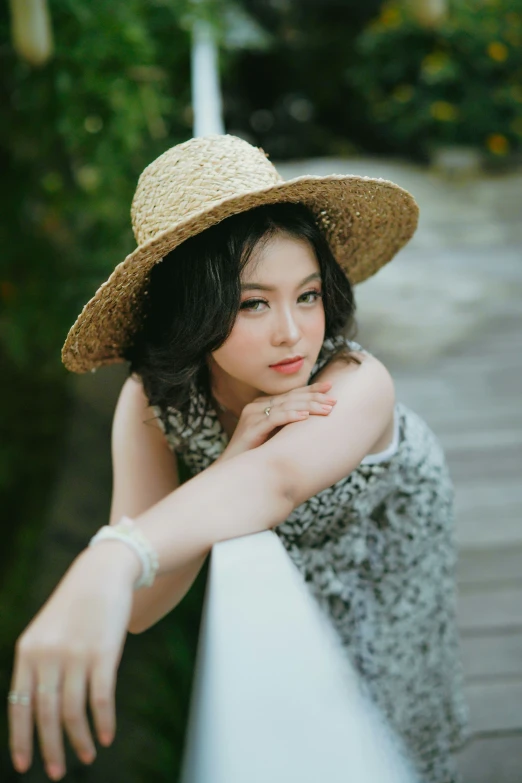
[
  {"left": 1, "top": 2, "right": 194, "bottom": 780},
  {"left": 222, "top": 0, "right": 383, "bottom": 158},
  {"left": 1, "top": 0, "right": 193, "bottom": 376},
  {"left": 348, "top": 0, "right": 522, "bottom": 158},
  {"left": 0, "top": 0, "right": 193, "bottom": 608}
]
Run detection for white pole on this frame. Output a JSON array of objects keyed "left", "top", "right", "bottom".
[{"left": 191, "top": 18, "right": 225, "bottom": 137}]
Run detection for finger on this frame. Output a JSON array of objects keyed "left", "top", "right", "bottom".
[
  {"left": 308, "top": 381, "right": 332, "bottom": 390},
  {"left": 35, "top": 663, "right": 66, "bottom": 780},
  {"left": 62, "top": 658, "right": 96, "bottom": 765},
  {"left": 8, "top": 645, "right": 35, "bottom": 774},
  {"left": 260, "top": 409, "right": 310, "bottom": 430},
  {"left": 278, "top": 381, "right": 332, "bottom": 397},
  {"left": 277, "top": 399, "right": 335, "bottom": 415},
  {"left": 283, "top": 392, "right": 337, "bottom": 405},
  {"left": 90, "top": 652, "right": 118, "bottom": 747}
]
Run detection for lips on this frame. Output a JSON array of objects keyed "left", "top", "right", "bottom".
[{"left": 270, "top": 355, "right": 303, "bottom": 367}]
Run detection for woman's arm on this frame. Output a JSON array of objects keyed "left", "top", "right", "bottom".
[
  {"left": 7, "top": 354, "right": 394, "bottom": 777},
  {"left": 110, "top": 377, "right": 207, "bottom": 633},
  {"left": 127, "top": 352, "right": 394, "bottom": 578}
]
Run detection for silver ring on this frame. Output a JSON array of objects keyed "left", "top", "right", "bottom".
[
  {"left": 8, "top": 692, "right": 31, "bottom": 706},
  {"left": 264, "top": 407, "right": 271, "bottom": 417}
]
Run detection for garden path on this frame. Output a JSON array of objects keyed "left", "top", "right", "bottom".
[{"left": 279, "top": 157, "right": 522, "bottom": 782}]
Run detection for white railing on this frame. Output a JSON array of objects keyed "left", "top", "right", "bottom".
[
  {"left": 179, "top": 531, "right": 419, "bottom": 783},
  {"left": 184, "top": 15, "right": 418, "bottom": 782}
]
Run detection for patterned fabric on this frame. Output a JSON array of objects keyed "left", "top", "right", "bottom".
[{"left": 154, "top": 335, "right": 470, "bottom": 783}]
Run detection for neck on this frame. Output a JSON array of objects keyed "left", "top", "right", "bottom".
[{"left": 209, "top": 363, "right": 261, "bottom": 420}]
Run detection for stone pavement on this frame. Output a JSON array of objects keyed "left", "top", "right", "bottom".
[{"left": 280, "top": 157, "right": 522, "bottom": 782}]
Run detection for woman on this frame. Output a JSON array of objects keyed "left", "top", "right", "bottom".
[{"left": 8, "top": 135, "right": 468, "bottom": 782}]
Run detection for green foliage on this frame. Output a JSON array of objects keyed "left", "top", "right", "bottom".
[
  {"left": 0, "top": 2, "right": 193, "bottom": 780},
  {"left": 348, "top": 0, "right": 522, "bottom": 157},
  {"left": 1, "top": 0, "right": 194, "bottom": 372}
]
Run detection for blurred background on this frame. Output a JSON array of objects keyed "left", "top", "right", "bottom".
[{"left": 1, "top": 0, "right": 521, "bottom": 781}]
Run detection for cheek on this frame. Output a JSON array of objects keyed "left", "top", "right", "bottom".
[
  {"left": 307, "top": 304, "right": 326, "bottom": 341},
  {"left": 212, "top": 319, "right": 262, "bottom": 372}
]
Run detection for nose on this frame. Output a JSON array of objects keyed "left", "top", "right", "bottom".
[{"left": 271, "top": 305, "right": 301, "bottom": 346}]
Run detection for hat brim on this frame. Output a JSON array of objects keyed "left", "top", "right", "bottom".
[{"left": 62, "top": 173, "right": 418, "bottom": 373}]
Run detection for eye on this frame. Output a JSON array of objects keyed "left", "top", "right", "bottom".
[
  {"left": 239, "top": 298, "right": 267, "bottom": 312},
  {"left": 299, "top": 289, "right": 323, "bottom": 304}
]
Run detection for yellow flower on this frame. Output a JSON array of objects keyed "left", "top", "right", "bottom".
[
  {"left": 430, "top": 101, "right": 458, "bottom": 121},
  {"left": 421, "top": 52, "right": 450, "bottom": 77},
  {"left": 486, "top": 134, "right": 510, "bottom": 155},
  {"left": 380, "top": 5, "right": 402, "bottom": 28},
  {"left": 393, "top": 85, "right": 414, "bottom": 103},
  {"left": 511, "top": 118, "right": 522, "bottom": 136},
  {"left": 487, "top": 41, "right": 509, "bottom": 61},
  {"left": 75, "top": 165, "right": 100, "bottom": 192}
]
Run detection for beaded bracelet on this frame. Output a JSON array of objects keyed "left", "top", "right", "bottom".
[{"left": 88, "top": 516, "right": 159, "bottom": 590}]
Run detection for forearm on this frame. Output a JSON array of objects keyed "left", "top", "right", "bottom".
[
  {"left": 131, "top": 448, "right": 292, "bottom": 578},
  {"left": 128, "top": 552, "right": 207, "bottom": 634}
]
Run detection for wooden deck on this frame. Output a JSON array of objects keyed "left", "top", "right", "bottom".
[
  {"left": 301, "top": 156, "right": 522, "bottom": 782},
  {"left": 380, "top": 316, "right": 522, "bottom": 781}
]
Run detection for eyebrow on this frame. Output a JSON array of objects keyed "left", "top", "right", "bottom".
[{"left": 240, "top": 272, "right": 321, "bottom": 292}]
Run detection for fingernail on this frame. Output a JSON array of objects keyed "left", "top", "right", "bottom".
[
  {"left": 14, "top": 754, "right": 28, "bottom": 773},
  {"left": 298, "top": 411, "right": 309, "bottom": 418},
  {"left": 99, "top": 732, "right": 113, "bottom": 746},
  {"left": 47, "top": 763, "right": 64, "bottom": 780},
  {"left": 322, "top": 405, "right": 333, "bottom": 412},
  {"left": 80, "top": 749, "right": 96, "bottom": 764}
]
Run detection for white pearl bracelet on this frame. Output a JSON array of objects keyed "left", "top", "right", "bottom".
[{"left": 88, "top": 516, "right": 159, "bottom": 590}]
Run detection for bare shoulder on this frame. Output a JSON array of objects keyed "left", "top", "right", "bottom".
[
  {"left": 114, "top": 374, "right": 164, "bottom": 434},
  {"left": 110, "top": 376, "right": 179, "bottom": 523},
  {"left": 315, "top": 348, "right": 393, "bottom": 388},
  {"left": 316, "top": 350, "right": 395, "bottom": 452}
]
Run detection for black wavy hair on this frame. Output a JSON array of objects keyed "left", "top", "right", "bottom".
[{"left": 125, "top": 202, "right": 358, "bottom": 421}]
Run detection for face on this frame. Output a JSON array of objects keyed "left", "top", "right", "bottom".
[{"left": 210, "top": 232, "right": 325, "bottom": 407}]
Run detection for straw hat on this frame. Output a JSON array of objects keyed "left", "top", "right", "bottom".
[{"left": 62, "top": 134, "right": 419, "bottom": 373}]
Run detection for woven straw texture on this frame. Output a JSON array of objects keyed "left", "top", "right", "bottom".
[{"left": 62, "top": 134, "right": 419, "bottom": 373}]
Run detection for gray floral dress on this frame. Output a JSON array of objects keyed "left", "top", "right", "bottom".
[{"left": 154, "top": 335, "right": 470, "bottom": 783}]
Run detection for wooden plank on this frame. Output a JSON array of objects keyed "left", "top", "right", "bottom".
[
  {"left": 458, "top": 545, "right": 522, "bottom": 586},
  {"left": 456, "top": 507, "right": 522, "bottom": 549},
  {"left": 447, "top": 446, "right": 522, "bottom": 484},
  {"left": 458, "top": 587, "right": 522, "bottom": 632},
  {"left": 455, "top": 480, "right": 522, "bottom": 517},
  {"left": 460, "top": 634, "right": 522, "bottom": 680},
  {"left": 442, "top": 430, "right": 522, "bottom": 450},
  {"left": 457, "top": 734, "right": 522, "bottom": 783},
  {"left": 465, "top": 681, "right": 522, "bottom": 733}
]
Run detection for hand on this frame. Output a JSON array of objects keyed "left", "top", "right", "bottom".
[
  {"left": 217, "top": 381, "right": 337, "bottom": 463},
  {"left": 8, "top": 542, "right": 140, "bottom": 781}
]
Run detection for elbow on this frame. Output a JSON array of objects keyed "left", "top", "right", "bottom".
[
  {"left": 266, "top": 453, "right": 301, "bottom": 518},
  {"left": 127, "top": 614, "right": 148, "bottom": 635}
]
